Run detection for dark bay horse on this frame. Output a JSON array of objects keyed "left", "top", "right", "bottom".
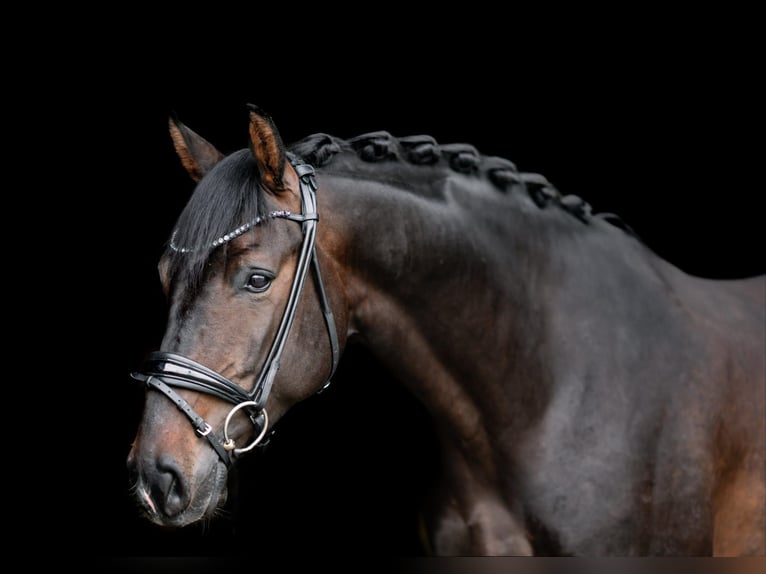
[{"left": 127, "top": 105, "right": 765, "bottom": 556}]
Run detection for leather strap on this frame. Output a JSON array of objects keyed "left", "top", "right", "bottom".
[
  {"left": 311, "top": 252, "right": 340, "bottom": 380},
  {"left": 135, "top": 352, "right": 251, "bottom": 404},
  {"left": 145, "top": 376, "right": 234, "bottom": 467}
]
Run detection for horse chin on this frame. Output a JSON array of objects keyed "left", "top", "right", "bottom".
[{"left": 142, "top": 461, "right": 229, "bottom": 528}]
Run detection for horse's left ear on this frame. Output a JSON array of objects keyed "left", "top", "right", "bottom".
[{"left": 247, "top": 103, "right": 287, "bottom": 194}]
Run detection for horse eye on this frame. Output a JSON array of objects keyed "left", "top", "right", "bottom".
[{"left": 245, "top": 273, "right": 272, "bottom": 293}]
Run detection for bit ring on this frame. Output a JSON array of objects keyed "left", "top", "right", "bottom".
[{"left": 222, "top": 401, "right": 269, "bottom": 455}]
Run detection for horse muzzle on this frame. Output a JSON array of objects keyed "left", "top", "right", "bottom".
[{"left": 127, "top": 444, "right": 229, "bottom": 527}]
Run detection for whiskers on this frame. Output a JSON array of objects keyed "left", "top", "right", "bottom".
[
  {"left": 195, "top": 505, "right": 233, "bottom": 537},
  {"left": 126, "top": 478, "right": 147, "bottom": 515},
  {"left": 196, "top": 462, "right": 234, "bottom": 536}
]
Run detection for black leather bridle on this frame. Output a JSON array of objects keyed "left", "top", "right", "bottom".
[{"left": 131, "top": 163, "right": 340, "bottom": 468}]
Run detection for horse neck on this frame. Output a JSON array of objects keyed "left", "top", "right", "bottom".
[{"left": 316, "top": 165, "right": 594, "bottom": 459}]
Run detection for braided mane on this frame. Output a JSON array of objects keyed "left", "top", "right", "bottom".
[
  {"left": 288, "top": 131, "right": 635, "bottom": 234},
  {"left": 168, "top": 131, "right": 639, "bottom": 290}
]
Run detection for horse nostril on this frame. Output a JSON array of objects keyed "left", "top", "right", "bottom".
[{"left": 151, "top": 454, "right": 191, "bottom": 518}]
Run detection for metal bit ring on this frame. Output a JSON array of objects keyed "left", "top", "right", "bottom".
[{"left": 222, "top": 401, "right": 269, "bottom": 455}]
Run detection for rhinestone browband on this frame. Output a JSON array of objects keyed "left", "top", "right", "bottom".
[{"left": 169, "top": 210, "right": 296, "bottom": 253}]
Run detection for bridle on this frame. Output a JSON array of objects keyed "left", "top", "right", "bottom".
[{"left": 131, "top": 162, "right": 340, "bottom": 468}]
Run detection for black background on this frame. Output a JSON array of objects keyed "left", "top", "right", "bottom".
[{"left": 77, "top": 14, "right": 763, "bottom": 564}]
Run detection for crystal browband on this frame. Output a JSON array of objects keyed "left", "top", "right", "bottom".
[{"left": 169, "top": 210, "right": 310, "bottom": 253}]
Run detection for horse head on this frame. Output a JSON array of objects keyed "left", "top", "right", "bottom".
[{"left": 127, "top": 106, "right": 345, "bottom": 526}]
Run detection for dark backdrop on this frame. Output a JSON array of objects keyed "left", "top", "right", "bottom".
[{"left": 89, "top": 29, "right": 762, "bottom": 562}]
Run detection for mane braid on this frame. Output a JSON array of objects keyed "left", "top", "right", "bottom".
[
  {"left": 167, "top": 132, "right": 636, "bottom": 292},
  {"left": 287, "top": 131, "right": 634, "bottom": 235}
]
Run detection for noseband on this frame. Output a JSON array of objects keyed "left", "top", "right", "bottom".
[{"left": 131, "top": 163, "right": 340, "bottom": 468}]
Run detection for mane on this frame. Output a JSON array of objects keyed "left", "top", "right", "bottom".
[
  {"left": 165, "top": 149, "right": 269, "bottom": 288},
  {"left": 288, "top": 131, "right": 636, "bottom": 234},
  {"left": 168, "top": 131, "right": 638, "bottom": 288}
]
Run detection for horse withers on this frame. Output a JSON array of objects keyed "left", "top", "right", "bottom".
[{"left": 127, "top": 105, "right": 765, "bottom": 555}]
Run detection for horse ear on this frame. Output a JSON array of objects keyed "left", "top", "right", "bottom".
[
  {"left": 247, "top": 103, "right": 287, "bottom": 194},
  {"left": 168, "top": 113, "right": 224, "bottom": 182}
]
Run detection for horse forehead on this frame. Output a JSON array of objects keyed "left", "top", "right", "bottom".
[{"left": 169, "top": 225, "right": 300, "bottom": 311}]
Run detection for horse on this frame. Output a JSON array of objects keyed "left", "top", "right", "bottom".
[{"left": 127, "top": 104, "right": 765, "bottom": 556}]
